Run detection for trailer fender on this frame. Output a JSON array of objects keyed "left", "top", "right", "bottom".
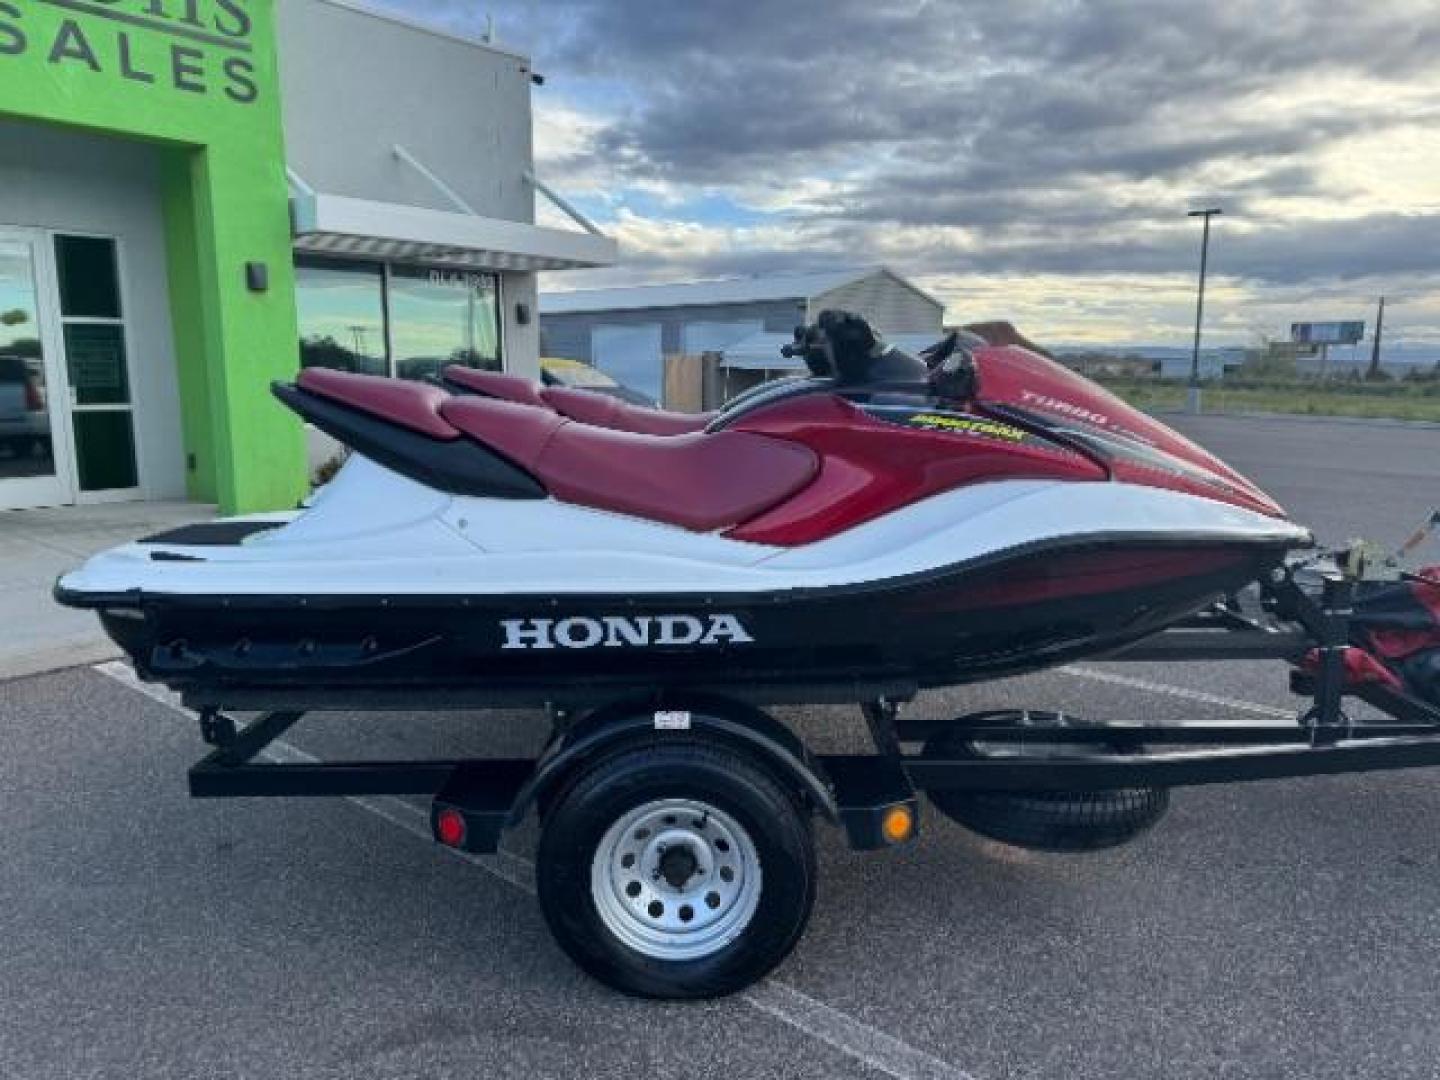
[{"left": 506, "top": 695, "right": 840, "bottom": 828}]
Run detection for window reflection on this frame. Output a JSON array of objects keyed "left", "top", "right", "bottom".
[
  {"left": 0, "top": 241, "right": 54, "bottom": 480},
  {"left": 389, "top": 267, "right": 500, "bottom": 382},
  {"left": 294, "top": 259, "right": 504, "bottom": 381},
  {"left": 295, "top": 260, "right": 387, "bottom": 376}
]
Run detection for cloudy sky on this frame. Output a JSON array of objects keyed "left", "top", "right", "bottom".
[{"left": 380, "top": 0, "right": 1440, "bottom": 346}]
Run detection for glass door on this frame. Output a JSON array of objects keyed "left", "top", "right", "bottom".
[
  {"left": 53, "top": 235, "right": 139, "bottom": 499},
  {"left": 0, "top": 229, "right": 72, "bottom": 510}
]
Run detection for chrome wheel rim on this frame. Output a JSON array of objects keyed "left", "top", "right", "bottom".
[{"left": 591, "top": 798, "right": 762, "bottom": 962}]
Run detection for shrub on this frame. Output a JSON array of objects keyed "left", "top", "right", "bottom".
[{"left": 313, "top": 450, "right": 349, "bottom": 488}]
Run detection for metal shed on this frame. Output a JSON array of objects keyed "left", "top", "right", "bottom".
[{"left": 539, "top": 266, "right": 944, "bottom": 400}]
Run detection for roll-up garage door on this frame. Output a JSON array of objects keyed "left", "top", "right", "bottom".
[{"left": 680, "top": 321, "right": 761, "bottom": 356}]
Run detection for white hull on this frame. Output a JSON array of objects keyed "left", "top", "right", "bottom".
[{"left": 59, "top": 455, "right": 1310, "bottom": 600}]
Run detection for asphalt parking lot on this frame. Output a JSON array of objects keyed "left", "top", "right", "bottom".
[{"left": 3, "top": 413, "right": 1439, "bottom": 1080}]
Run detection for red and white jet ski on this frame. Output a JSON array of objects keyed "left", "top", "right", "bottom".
[{"left": 56, "top": 312, "right": 1310, "bottom": 702}]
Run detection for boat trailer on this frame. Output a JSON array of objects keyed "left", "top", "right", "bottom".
[
  {"left": 164, "top": 564, "right": 1440, "bottom": 997},
  {"left": 183, "top": 567, "right": 1440, "bottom": 847}
]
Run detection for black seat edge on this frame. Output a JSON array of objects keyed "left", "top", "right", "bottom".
[{"left": 272, "top": 382, "right": 547, "bottom": 500}]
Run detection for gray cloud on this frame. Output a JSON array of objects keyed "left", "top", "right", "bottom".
[
  {"left": 829, "top": 210, "right": 1440, "bottom": 286},
  {"left": 384, "top": 0, "right": 1440, "bottom": 295},
  {"left": 535, "top": 0, "right": 1440, "bottom": 178}
]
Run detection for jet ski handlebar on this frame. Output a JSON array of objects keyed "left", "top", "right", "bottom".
[
  {"left": 784, "top": 309, "right": 978, "bottom": 399},
  {"left": 781, "top": 310, "right": 888, "bottom": 382}
]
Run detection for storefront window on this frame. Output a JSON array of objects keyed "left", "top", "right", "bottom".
[
  {"left": 295, "top": 259, "right": 387, "bottom": 376},
  {"left": 389, "top": 267, "right": 501, "bottom": 382},
  {"left": 294, "top": 259, "right": 502, "bottom": 381}
]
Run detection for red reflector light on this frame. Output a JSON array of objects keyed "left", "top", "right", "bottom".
[
  {"left": 24, "top": 377, "right": 43, "bottom": 412},
  {"left": 436, "top": 808, "right": 466, "bottom": 847}
]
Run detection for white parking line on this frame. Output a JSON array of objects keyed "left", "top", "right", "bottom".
[
  {"left": 94, "top": 660, "right": 975, "bottom": 1080},
  {"left": 1062, "top": 665, "right": 1295, "bottom": 719},
  {"left": 745, "top": 981, "right": 977, "bottom": 1080}
]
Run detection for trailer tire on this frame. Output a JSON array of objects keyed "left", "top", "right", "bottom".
[
  {"left": 536, "top": 739, "right": 815, "bottom": 999},
  {"left": 923, "top": 712, "right": 1169, "bottom": 852}
]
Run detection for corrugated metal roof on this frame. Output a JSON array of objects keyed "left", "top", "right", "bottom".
[{"left": 540, "top": 267, "right": 887, "bottom": 315}]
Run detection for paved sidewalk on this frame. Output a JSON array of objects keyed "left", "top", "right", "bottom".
[{"left": 1, "top": 501, "right": 214, "bottom": 680}]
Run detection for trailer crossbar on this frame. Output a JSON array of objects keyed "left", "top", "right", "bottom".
[
  {"left": 903, "top": 732, "right": 1440, "bottom": 792},
  {"left": 893, "top": 720, "right": 1440, "bottom": 745}
]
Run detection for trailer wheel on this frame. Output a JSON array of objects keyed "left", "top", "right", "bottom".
[
  {"left": 923, "top": 711, "right": 1169, "bottom": 852},
  {"left": 536, "top": 740, "right": 815, "bottom": 999}
]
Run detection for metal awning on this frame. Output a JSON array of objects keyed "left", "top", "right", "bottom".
[{"left": 291, "top": 192, "right": 618, "bottom": 272}]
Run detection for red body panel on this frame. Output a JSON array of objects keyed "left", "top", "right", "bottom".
[
  {"left": 1363, "top": 568, "right": 1440, "bottom": 660},
  {"left": 1368, "top": 627, "right": 1440, "bottom": 660},
  {"left": 972, "top": 346, "right": 1285, "bottom": 517},
  {"left": 725, "top": 395, "right": 1105, "bottom": 545}
]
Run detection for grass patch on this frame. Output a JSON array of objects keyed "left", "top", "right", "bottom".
[{"left": 1093, "top": 377, "right": 1440, "bottom": 423}]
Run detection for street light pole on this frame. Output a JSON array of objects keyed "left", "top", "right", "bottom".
[{"left": 1187, "top": 207, "right": 1222, "bottom": 415}]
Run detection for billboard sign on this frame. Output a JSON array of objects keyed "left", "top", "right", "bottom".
[{"left": 1291, "top": 321, "right": 1365, "bottom": 345}]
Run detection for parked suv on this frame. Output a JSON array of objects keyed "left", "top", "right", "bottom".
[{"left": 0, "top": 354, "right": 50, "bottom": 457}]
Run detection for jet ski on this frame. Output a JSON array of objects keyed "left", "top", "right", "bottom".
[{"left": 56, "top": 311, "right": 1311, "bottom": 705}]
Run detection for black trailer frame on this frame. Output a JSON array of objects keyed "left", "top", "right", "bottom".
[{"left": 177, "top": 565, "right": 1440, "bottom": 854}]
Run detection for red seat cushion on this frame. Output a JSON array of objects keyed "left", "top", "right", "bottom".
[
  {"left": 442, "top": 396, "right": 567, "bottom": 466},
  {"left": 441, "top": 396, "right": 817, "bottom": 531},
  {"left": 443, "top": 366, "right": 550, "bottom": 409},
  {"left": 298, "top": 368, "right": 458, "bottom": 440},
  {"left": 541, "top": 387, "right": 713, "bottom": 436}
]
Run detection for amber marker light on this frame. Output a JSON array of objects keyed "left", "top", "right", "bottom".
[{"left": 881, "top": 806, "right": 914, "bottom": 844}]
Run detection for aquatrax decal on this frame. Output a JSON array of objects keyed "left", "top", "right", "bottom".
[{"left": 866, "top": 406, "right": 1041, "bottom": 446}]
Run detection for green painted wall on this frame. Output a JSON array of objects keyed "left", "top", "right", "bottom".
[{"left": 0, "top": 0, "right": 303, "bottom": 512}]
